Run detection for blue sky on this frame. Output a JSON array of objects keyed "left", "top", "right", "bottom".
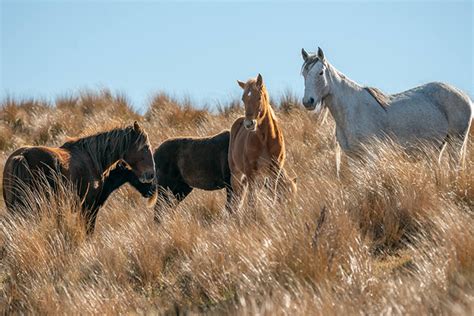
[{"left": 1, "top": 0, "right": 472, "bottom": 111}]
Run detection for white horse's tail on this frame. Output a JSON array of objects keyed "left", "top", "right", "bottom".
[{"left": 459, "top": 101, "right": 473, "bottom": 169}]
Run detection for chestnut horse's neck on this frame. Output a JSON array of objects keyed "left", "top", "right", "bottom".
[{"left": 62, "top": 127, "right": 141, "bottom": 175}]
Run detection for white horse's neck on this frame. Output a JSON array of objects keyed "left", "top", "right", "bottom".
[
  {"left": 327, "top": 63, "right": 365, "bottom": 105},
  {"left": 325, "top": 63, "right": 372, "bottom": 126}
]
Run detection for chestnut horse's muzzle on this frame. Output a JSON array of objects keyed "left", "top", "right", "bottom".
[
  {"left": 244, "top": 119, "right": 257, "bottom": 131},
  {"left": 139, "top": 171, "right": 155, "bottom": 184}
]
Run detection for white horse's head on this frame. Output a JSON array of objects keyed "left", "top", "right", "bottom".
[{"left": 301, "top": 47, "right": 330, "bottom": 113}]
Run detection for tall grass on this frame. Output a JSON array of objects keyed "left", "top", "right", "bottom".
[{"left": 0, "top": 90, "right": 472, "bottom": 314}]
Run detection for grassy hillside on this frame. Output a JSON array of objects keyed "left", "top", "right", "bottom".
[{"left": 0, "top": 89, "right": 472, "bottom": 314}]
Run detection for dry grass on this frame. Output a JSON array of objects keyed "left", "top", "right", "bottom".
[{"left": 0, "top": 90, "right": 473, "bottom": 314}]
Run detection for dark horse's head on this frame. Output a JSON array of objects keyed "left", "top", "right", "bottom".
[
  {"left": 123, "top": 122, "right": 156, "bottom": 184},
  {"left": 112, "top": 160, "right": 157, "bottom": 198}
]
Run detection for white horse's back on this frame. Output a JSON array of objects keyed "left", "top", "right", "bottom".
[{"left": 386, "top": 82, "right": 472, "bottom": 144}]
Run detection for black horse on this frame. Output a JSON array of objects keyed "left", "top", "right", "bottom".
[
  {"left": 106, "top": 130, "right": 232, "bottom": 220},
  {"left": 97, "top": 160, "right": 156, "bottom": 210}
]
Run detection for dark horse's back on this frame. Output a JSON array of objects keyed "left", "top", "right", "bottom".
[
  {"left": 3, "top": 146, "right": 62, "bottom": 212},
  {"left": 154, "top": 130, "right": 231, "bottom": 192}
]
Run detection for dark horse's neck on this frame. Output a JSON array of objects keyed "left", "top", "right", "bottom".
[{"left": 61, "top": 127, "right": 138, "bottom": 175}]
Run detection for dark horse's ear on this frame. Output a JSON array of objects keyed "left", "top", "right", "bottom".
[
  {"left": 237, "top": 80, "right": 246, "bottom": 89},
  {"left": 133, "top": 121, "right": 142, "bottom": 133},
  {"left": 117, "top": 160, "right": 130, "bottom": 170},
  {"left": 256, "top": 73, "right": 263, "bottom": 88}
]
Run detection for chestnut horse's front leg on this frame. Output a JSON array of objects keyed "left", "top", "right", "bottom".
[
  {"left": 267, "top": 161, "right": 283, "bottom": 203},
  {"left": 224, "top": 185, "right": 234, "bottom": 213},
  {"left": 246, "top": 179, "right": 258, "bottom": 219},
  {"left": 229, "top": 173, "right": 247, "bottom": 214}
]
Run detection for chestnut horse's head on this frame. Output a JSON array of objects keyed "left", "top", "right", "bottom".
[
  {"left": 123, "top": 122, "right": 155, "bottom": 184},
  {"left": 237, "top": 73, "right": 269, "bottom": 132}
]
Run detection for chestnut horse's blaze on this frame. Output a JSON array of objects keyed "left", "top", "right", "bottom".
[
  {"left": 228, "top": 74, "right": 295, "bottom": 210},
  {"left": 2, "top": 121, "right": 155, "bottom": 234}
]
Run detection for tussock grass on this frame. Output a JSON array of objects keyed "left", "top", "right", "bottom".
[{"left": 0, "top": 90, "right": 473, "bottom": 314}]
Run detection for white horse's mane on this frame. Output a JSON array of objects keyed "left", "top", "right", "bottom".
[{"left": 326, "top": 61, "right": 390, "bottom": 110}]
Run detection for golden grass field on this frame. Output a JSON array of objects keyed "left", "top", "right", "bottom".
[{"left": 0, "top": 89, "right": 473, "bottom": 314}]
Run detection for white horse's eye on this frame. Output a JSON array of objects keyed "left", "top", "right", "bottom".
[{"left": 319, "top": 70, "right": 324, "bottom": 76}]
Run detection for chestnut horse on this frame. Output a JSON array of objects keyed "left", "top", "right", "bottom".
[
  {"left": 228, "top": 74, "right": 294, "bottom": 211},
  {"left": 2, "top": 122, "right": 155, "bottom": 233}
]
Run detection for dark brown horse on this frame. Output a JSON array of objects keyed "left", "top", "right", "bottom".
[
  {"left": 2, "top": 122, "right": 155, "bottom": 233},
  {"left": 120, "top": 130, "right": 232, "bottom": 221}
]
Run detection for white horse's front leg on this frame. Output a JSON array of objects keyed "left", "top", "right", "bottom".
[
  {"left": 334, "top": 127, "right": 348, "bottom": 179},
  {"left": 335, "top": 141, "right": 342, "bottom": 179}
]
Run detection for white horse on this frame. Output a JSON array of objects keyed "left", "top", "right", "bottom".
[{"left": 301, "top": 47, "right": 472, "bottom": 169}]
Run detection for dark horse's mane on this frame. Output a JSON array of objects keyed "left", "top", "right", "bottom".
[{"left": 61, "top": 126, "right": 149, "bottom": 174}]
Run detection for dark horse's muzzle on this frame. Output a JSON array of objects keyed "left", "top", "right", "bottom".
[
  {"left": 140, "top": 171, "right": 155, "bottom": 184},
  {"left": 143, "top": 182, "right": 157, "bottom": 198}
]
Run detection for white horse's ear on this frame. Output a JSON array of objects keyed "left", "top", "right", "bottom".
[
  {"left": 237, "top": 80, "right": 246, "bottom": 89},
  {"left": 256, "top": 73, "right": 263, "bottom": 87},
  {"left": 317, "top": 47, "right": 325, "bottom": 61},
  {"left": 301, "top": 48, "right": 309, "bottom": 61}
]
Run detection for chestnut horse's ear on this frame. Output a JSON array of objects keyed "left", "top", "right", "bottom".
[
  {"left": 237, "top": 80, "right": 246, "bottom": 89},
  {"left": 256, "top": 73, "right": 263, "bottom": 88},
  {"left": 133, "top": 121, "right": 142, "bottom": 132}
]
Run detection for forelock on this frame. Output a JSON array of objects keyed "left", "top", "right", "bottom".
[
  {"left": 248, "top": 78, "right": 258, "bottom": 89},
  {"left": 242, "top": 78, "right": 260, "bottom": 94},
  {"left": 301, "top": 55, "right": 322, "bottom": 75}
]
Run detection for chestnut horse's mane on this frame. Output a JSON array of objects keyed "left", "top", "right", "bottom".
[
  {"left": 258, "top": 81, "right": 271, "bottom": 109},
  {"left": 253, "top": 79, "right": 278, "bottom": 138},
  {"left": 61, "top": 126, "right": 149, "bottom": 174}
]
